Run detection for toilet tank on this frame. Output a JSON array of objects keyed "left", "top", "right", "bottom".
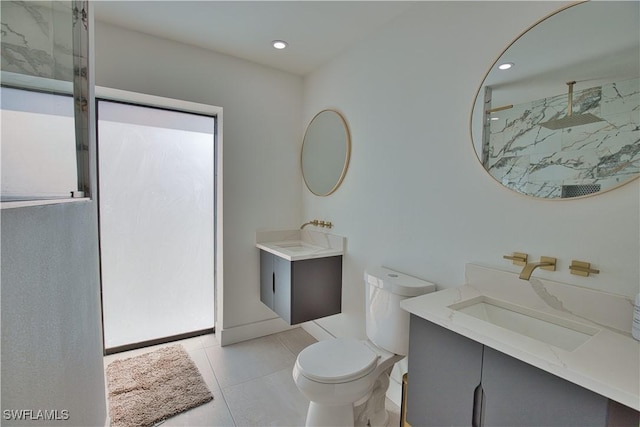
[{"left": 365, "top": 267, "right": 436, "bottom": 355}]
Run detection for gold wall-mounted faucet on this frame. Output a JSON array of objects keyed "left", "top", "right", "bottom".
[
  {"left": 300, "top": 220, "right": 320, "bottom": 229},
  {"left": 300, "top": 219, "right": 333, "bottom": 229},
  {"left": 519, "top": 256, "right": 556, "bottom": 280}
]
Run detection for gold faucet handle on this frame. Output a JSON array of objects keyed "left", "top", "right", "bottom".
[
  {"left": 570, "top": 260, "right": 599, "bottom": 277},
  {"left": 324, "top": 221, "right": 333, "bottom": 229},
  {"left": 503, "top": 252, "right": 528, "bottom": 266},
  {"left": 539, "top": 256, "right": 557, "bottom": 271}
]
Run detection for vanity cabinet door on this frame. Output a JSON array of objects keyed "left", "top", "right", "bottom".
[
  {"left": 260, "top": 250, "right": 293, "bottom": 323},
  {"left": 290, "top": 255, "right": 342, "bottom": 324},
  {"left": 259, "top": 250, "right": 275, "bottom": 310},
  {"left": 481, "top": 346, "right": 608, "bottom": 427},
  {"left": 406, "top": 315, "right": 484, "bottom": 427},
  {"left": 273, "top": 255, "right": 292, "bottom": 323}
]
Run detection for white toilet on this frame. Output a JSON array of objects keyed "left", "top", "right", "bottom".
[{"left": 293, "top": 267, "right": 435, "bottom": 427}]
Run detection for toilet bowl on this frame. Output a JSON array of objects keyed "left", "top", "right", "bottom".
[
  {"left": 293, "top": 267, "right": 436, "bottom": 427},
  {"left": 293, "top": 338, "right": 401, "bottom": 427}
]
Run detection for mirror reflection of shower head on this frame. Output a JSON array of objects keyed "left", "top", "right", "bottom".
[{"left": 540, "top": 81, "right": 604, "bottom": 130}]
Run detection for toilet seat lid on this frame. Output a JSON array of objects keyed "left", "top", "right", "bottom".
[{"left": 296, "top": 338, "right": 379, "bottom": 384}]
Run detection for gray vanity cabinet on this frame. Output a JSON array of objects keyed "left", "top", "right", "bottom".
[
  {"left": 481, "top": 346, "right": 607, "bottom": 426},
  {"left": 406, "top": 315, "right": 611, "bottom": 427},
  {"left": 405, "top": 314, "right": 484, "bottom": 427},
  {"left": 259, "top": 250, "right": 342, "bottom": 325}
]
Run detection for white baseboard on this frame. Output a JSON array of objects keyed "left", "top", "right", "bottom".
[{"left": 219, "top": 317, "right": 296, "bottom": 346}]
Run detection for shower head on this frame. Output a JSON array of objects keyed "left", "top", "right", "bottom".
[
  {"left": 540, "top": 112, "right": 603, "bottom": 130},
  {"left": 540, "top": 81, "right": 604, "bottom": 130}
]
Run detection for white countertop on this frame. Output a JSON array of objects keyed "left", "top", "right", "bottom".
[
  {"left": 401, "top": 264, "right": 640, "bottom": 411},
  {"left": 256, "top": 229, "right": 344, "bottom": 261}
]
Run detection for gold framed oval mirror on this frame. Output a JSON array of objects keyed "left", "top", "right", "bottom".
[
  {"left": 470, "top": 1, "right": 639, "bottom": 199},
  {"left": 301, "top": 109, "right": 351, "bottom": 196}
]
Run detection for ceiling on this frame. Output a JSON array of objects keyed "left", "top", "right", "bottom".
[
  {"left": 93, "top": 1, "right": 416, "bottom": 76},
  {"left": 94, "top": 1, "right": 639, "bottom": 90}
]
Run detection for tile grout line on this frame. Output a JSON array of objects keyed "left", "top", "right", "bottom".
[
  {"left": 202, "top": 343, "right": 238, "bottom": 427},
  {"left": 275, "top": 334, "right": 298, "bottom": 358},
  {"left": 211, "top": 334, "right": 300, "bottom": 390}
]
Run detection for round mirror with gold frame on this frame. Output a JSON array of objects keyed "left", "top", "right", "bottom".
[
  {"left": 301, "top": 109, "right": 351, "bottom": 196},
  {"left": 471, "top": 1, "right": 639, "bottom": 199}
]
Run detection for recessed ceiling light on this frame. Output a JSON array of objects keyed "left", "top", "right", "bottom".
[
  {"left": 498, "top": 62, "right": 514, "bottom": 70},
  {"left": 272, "top": 40, "right": 288, "bottom": 50},
  {"left": 490, "top": 117, "right": 500, "bottom": 121}
]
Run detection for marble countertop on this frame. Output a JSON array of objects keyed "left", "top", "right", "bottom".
[
  {"left": 256, "top": 229, "right": 344, "bottom": 261},
  {"left": 401, "top": 264, "right": 640, "bottom": 411}
]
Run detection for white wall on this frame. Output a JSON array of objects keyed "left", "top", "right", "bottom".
[
  {"left": 95, "top": 22, "right": 304, "bottom": 343},
  {"left": 302, "top": 1, "right": 640, "bottom": 340}
]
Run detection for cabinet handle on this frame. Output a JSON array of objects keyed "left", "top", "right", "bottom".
[
  {"left": 472, "top": 383, "right": 484, "bottom": 427},
  {"left": 272, "top": 272, "right": 275, "bottom": 293}
]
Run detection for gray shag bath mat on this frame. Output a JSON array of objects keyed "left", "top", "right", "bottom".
[{"left": 106, "top": 344, "right": 213, "bottom": 427}]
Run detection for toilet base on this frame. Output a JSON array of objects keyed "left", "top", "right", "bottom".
[
  {"left": 354, "top": 367, "right": 393, "bottom": 427},
  {"left": 306, "top": 402, "right": 354, "bottom": 427},
  {"left": 305, "top": 401, "right": 392, "bottom": 427},
  {"left": 304, "top": 367, "right": 395, "bottom": 427}
]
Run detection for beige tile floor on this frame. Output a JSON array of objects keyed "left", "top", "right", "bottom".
[{"left": 103, "top": 328, "right": 401, "bottom": 427}]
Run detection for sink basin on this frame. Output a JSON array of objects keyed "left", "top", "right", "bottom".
[
  {"left": 274, "top": 242, "right": 318, "bottom": 252},
  {"left": 449, "top": 297, "right": 599, "bottom": 351}
]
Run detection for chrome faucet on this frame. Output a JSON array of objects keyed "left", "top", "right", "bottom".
[{"left": 519, "top": 257, "right": 556, "bottom": 280}]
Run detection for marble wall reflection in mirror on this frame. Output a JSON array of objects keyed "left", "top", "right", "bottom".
[
  {"left": 301, "top": 110, "right": 351, "bottom": 196},
  {"left": 471, "top": 1, "right": 639, "bottom": 199}
]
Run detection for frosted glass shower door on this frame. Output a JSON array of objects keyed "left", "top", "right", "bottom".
[{"left": 98, "top": 100, "right": 215, "bottom": 350}]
